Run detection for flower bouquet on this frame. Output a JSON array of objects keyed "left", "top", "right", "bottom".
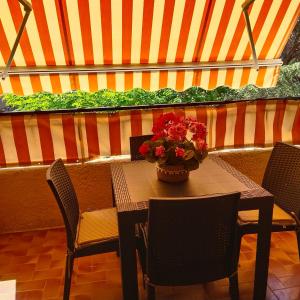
[{"left": 139, "top": 112, "right": 208, "bottom": 182}]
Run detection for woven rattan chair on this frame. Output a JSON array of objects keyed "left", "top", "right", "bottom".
[
  {"left": 129, "top": 135, "right": 153, "bottom": 161},
  {"left": 138, "top": 193, "right": 241, "bottom": 300},
  {"left": 46, "top": 159, "right": 119, "bottom": 300},
  {"left": 238, "top": 142, "right": 300, "bottom": 255}
]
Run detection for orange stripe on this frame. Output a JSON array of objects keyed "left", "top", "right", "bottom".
[
  {"left": 36, "top": 114, "right": 55, "bottom": 164},
  {"left": 59, "top": 0, "right": 75, "bottom": 65},
  {"left": 100, "top": 0, "right": 113, "bottom": 64},
  {"left": 152, "top": 109, "right": 164, "bottom": 125},
  {"left": 88, "top": 74, "right": 98, "bottom": 92},
  {"left": 240, "top": 68, "right": 251, "bottom": 87},
  {"left": 192, "top": 0, "right": 211, "bottom": 62},
  {"left": 215, "top": 106, "right": 227, "bottom": 149},
  {"left": 192, "top": 70, "right": 202, "bottom": 86},
  {"left": 292, "top": 105, "right": 300, "bottom": 145},
  {"left": 196, "top": 107, "right": 207, "bottom": 126},
  {"left": 7, "top": 1, "right": 36, "bottom": 66},
  {"left": 122, "top": 0, "right": 133, "bottom": 64},
  {"left": 54, "top": 0, "right": 72, "bottom": 64},
  {"left": 175, "top": 0, "right": 196, "bottom": 63},
  {"left": 256, "top": 67, "right": 267, "bottom": 88},
  {"left": 50, "top": 75, "right": 62, "bottom": 94},
  {"left": 0, "top": 135, "right": 6, "bottom": 167},
  {"left": 234, "top": 102, "right": 247, "bottom": 147},
  {"left": 175, "top": 71, "right": 185, "bottom": 91},
  {"left": 108, "top": 113, "right": 121, "bottom": 155},
  {"left": 11, "top": 115, "right": 31, "bottom": 165},
  {"left": 142, "top": 72, "right": 151, "bottom": 91},
  {"left": 243, "top": 0, "right": 273, "bottom": 60},
  {"left": 254, "top": 100, "right": 266, "bottom": 146},
  {"left": 124, "top": 73, "right": 133, "bottom": 91},
  {"left": 106, "top": 73, "right": 116, "bottom": 90},
  {"left": 71, "top": 74, "right": 79, "bottom": 90},
  {"left": 0, "top": 84, "right": 3, "bottom": 95},
  {"left": 85, "top": 113, "right": 100, "bottom": 158},
  {"left": 159, "top": 71, "right": 168, "bottom": 89},
  {"left": 273, "top": 100, "right": 286, "bottom": 144},
  {"left": 209, "top": 0, "right": 235, "bottom": 61},
  {"left": 225, "top": 68, "right": 234, "bottom": 87},
  {"left": 130, "top": 110, "right": 142, "bottom": 137},
  {"left": 0, "top": 21, "right": 16, "bottom": 67},
  {"left": 62, "top": 114, "right": 79, "bottom": 162},
  {"left": 173, "top": 108, "right": 185, "bottom": 119},
  {"left": 158, "top": 0, "right": 175, "bottom": 63},
  {"left": 193, "top": 0, "right": 216, "bottom": 62},
  {"left": 208, "top": 70, "right": 218, "bottom": 89},
  {"left": 10, "top": 76, "right": 23, "bottom": 95},
  {"left": 275, "top": 4, "right": 300, "bottom": 58},
  {"left": 31, "top": 0, "right": 56, "bottom": 65},
  {"left": 259, "top": 0, "right": 291, "bottom": 59},
  {"left": 78, "top": 0, "right": 94, "bottom": 65},
  {"left": 140, "top": 0, "right": 154, "bottom": 63},
  {"left": 30, "top": 75, "right": 43, "bottom": 93}
]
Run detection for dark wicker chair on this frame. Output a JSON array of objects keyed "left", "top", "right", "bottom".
[
  {"left": 129, "top": 135, "right": 153, "bottom": 161},
  {"left": 138, "top": 193, "right": 241, "bottom": 300},
  {"left": 238, "top": 142, "right": 300, "bottom": 254},
  {"left": 46, "top": 159, "right": 119, "bottom": 300}
]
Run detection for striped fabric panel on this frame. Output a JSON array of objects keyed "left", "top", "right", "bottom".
[{"left": 0, "top": 100, "right": 299, "bottom": 166}]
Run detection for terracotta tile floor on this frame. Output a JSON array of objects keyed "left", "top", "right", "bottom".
[{"left": 1, "top": 228, "right": 300, "bottom": 300}]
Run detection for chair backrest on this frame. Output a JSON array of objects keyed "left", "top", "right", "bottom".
[
  {"left": 146, "top": 193, "right": 240, "bottom": 286},
  {"left": 129, "top": 135, "right": 153, "bottom": 161},
  {"left": 262, "top": 142, "right": 300, "bottom": 217},
  {"left": 46, "top": 159, "right": 80, "bottom": 251}
]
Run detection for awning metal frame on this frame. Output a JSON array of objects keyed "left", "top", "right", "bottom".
[{"left": 1, "top": 0, "right": 32, "bottom": 80}]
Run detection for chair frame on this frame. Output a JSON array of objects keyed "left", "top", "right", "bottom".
[{"left": 46, "top": 159, "right": 119, "bottom": 300}]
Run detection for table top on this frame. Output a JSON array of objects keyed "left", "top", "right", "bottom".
[{"left": 111, "top": 156, "right": 273, "bottom": 213}]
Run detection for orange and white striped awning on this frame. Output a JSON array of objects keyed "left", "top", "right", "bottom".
[{"left": 0, "top": 0, "right": 299, "bottom": 95}]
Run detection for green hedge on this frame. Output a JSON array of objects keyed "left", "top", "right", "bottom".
[{"left": 2, "top": 63, "right": 300, "bottom": 111}]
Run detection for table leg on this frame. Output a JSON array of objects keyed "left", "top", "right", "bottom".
[
  {"left": 253, "top": 199, "right": 273, "bottom": 300},
  {"left": 118, "top": 212, "right": 139, "bottom": 300}
]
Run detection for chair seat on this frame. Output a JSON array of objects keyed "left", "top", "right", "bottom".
[
  {"left": 77, "top": 208, "right": 119, "bottom": 245},
  {"left": 238, "top": 204, "right": 296, "bottom": 225}
]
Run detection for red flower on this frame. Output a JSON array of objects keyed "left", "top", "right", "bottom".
[
  {"left": 167, "top": 123, "right": 187, "bottom": 141},
  {"left": 152, "top": 112, "right": 180, "bottom": 135},
  {"left": 155, "top": 145, "right": 165, "bottom": 157},
  {"left": 196, "top": 139, "right": 207, "bottom": 151},
  {"left": 175, "top": 147, "right": 185, "bottom": 157},
  {"left": 139, "top": 143, "right": 150, "bottom": 155}
]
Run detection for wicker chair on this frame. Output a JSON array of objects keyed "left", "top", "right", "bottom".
[
  {"left": 46, "top": 159, "right": 119, "bottom": 300},
  {"left": 238, "top": 142, "right": 300, "bottom": 255},
  {"left": 138, "top": 193, "right": 241, "bottom": 300},
  {"left": 129, "top": 135, "right": 153, "bottom": 161}
]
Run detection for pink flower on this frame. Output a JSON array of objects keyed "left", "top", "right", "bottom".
[
  {"left": 167, "top": 123, "right": 187, "bottom": 141},
  {"left": 190, "top": 122, "right": 207, "bottom": 141},
  {"left": 139, "top": 143, "right": 150, "bottom": 156},
  {"left": 152, "top": 112, "right": 180, "bottom": 135},
  {"left": 196, "top": 139, "right": 207, "bottom": 151},
  {"left": 155, "top": 145, "right": 165, "bottom": 157},
  {"left": 175, "top": 147, "right": 185, "bottom": 157}
]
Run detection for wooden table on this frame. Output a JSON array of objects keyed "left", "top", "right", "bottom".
[{"left": 111, "top": 156, "right": 274, "bottom": 300}]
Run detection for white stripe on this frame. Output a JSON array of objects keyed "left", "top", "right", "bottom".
[
  {"left": 131, "top": 0, "right": 144, "bottom": 64},
  {"left": 89, "top": 0, "right": 104, "bottom": 64},
  {"left": 0, "top": 78, "right": 13, "bottom": 94},
  {"left": 282, "top": 101, "right": 299, "bottom": 143},
  {"left": 263, "top": 67, "right": 277, "bottom": 88},
  {"left": 43, "top": 0, "right": 66, "bottom": 65},
  {"left": 183, "top": 71, "right": 194, "bottom": 91},
  {"left": 167, "top": 71, "right": 177, "bottom": 90},
  {"left": 248, "top": 68, "right": 259, "bottom": 86},
  {"left": 264, "top": 102, "right": 276, "bottom": 145},
  {"left": 59, "top": 75, "right": 72, "bottom": 93},
  {"left": 20, "top": 76, "right": 33, "bottom": 95},
  {"left": 0, "top": 117, "right": 18, "bottom": 164},
  {"left": 133, "top": 72, "right": 142, "bottom": 89},
  {"left": 224, "top": 104, "right": 237, "bottom": 147},
  {"left": 115, "top": 73, "right": 125, "bottom": 92},
  {"left": 49, "top": 115, "right": 67, "bottom": 160},
  {"left": 97, "top": 73, "right": 107, "bottom": 90},
  {"left": 141, "top": 110, "right": 153, "bottom": 135},
  {"left": 119, "top": 111, "right": 131, "bottom": 155},
  {"left": 216, "top": 69, "right": 227, "bottom": 87},
  {"left": 148, "top": 0, "right": 165, "bottom": 63},
  {"left": 200, "top": 70, "right": 210, "bottom": 90},
  {"left": 111, "top": 0, "right": 123, "bottom": 64},
  {"left": 96, "top": 114, "right": 111, "bottom": 156},
  {"left": 209, "top": 108, "right": 217, "bottom": 149},
  {"left": 244, "top": 103, "right": 257, "bottom": 145},
  {"left": 166, "top": 0, "right": 185, "bottom": 62},
  {"left": 66, "top": 0, "right": 85, "bottom": 64},
  {"left": 150, "top": 72, "right": 160, "bottom": 91},
  {"left": 23, "top": 115, "right": 43, "bottom": 163},
  {"left": 78, "top": 75, "right": 90, "bottom": 92},
  {"left": 39, "top": 75, "right": 52, "bottom": 92},
  {"left": 232, "top": 69, "right": 243, "bottom": 89}
]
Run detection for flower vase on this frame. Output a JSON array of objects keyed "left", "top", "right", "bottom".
[{"left": 156, "top": 164, "right": 189, "bottom": 183}]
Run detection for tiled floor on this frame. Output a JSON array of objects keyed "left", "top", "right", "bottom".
[{"left": 1, "top": 229, "right": 300, "bottom": 300}]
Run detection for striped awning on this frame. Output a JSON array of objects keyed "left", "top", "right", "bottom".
[{"left": 0, "top": 0, "right": 299, "bottom": 95}]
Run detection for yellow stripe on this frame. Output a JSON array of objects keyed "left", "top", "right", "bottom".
[
  {"left": 39, "top": 75, "right": 52, "bottom": 92},
  {"left": 201, "top": 0, "right": 226, "bottom": 61},
  {"left": 59, "top": 75, "right": 72, "bottom": 93},
  {"left": 20, "top": 76, "right": 33, "bottom": 95},
  {"left": 200, "top": 70, "right": 210, "bottom": 90},
  {"left": 131, "top": 0, "right": 144, "bottom": 64},
  {"left": 282, "top": 101, "right": 299, "bottom": 143},
  {"left": 96, "top": 114, "right": 111, "bottom": 156},
  {"left": 133, "top": 72, "right": 142, "bottom": 89},
  {"left": 232, "top": 68, "right": 243, "bottom": 89},
  {"left": 209, "top": 108, "right": 217, "bottom": 149},
  {"left": 264, "top": 102, "right": 276, "bottom": 145},
  {"left": 244, "top": 102, "right": 256, "bottom": 145},
  {"left": 183, "top": 71, "right": 194, "bottom": 90},
  {"left": 115, "top": 73, "right": 125, "bottom": 92},
  {"left": 66, "top": 0, "right": 85, "bottom": 64},
  {"left": 97, "top": 73, "right": 107, "bottom": 90},
  {"left": 141, "top": 110, "right": 153, "bottom": 135},
  {"left": 89, "top": 0, "right": 104, "bottom": 64},
  {"left": 49, "top": 114, "right": 67, "bottom": 159},
  {"left": 248, "top": 68, "right": 258, "bottom": 86},
  {"left": 149, "top": 0, "right": 165, "bottom": 63},
  {"left": 166, "top": 0, "right": 185, "bottom": 62},
  {"left": 183, "top": 0, "right": 206, "bottom": 62},
  {"left": 224, "top": 104, "right": 237, "bottom": 147},
  {"left": 167, "top": 71, "right": 177, "bottom": 90},
  {"left": 263, "top": 67, "right": 277, "bottom": 88},
  {"left": 150, "top": 71, "right": 159, "bottom": 91},
  {"left": 0, "top": 78, "right": 13, "bottom": 94},
  {"left": 111, "top": 0, "right": 123, "bottom": 64},
  {"left": 78, "top": 75, "right": 90, "bottom": 92},
  {"left": 119, "top": 111, "right": 131, "bottom": 155}
]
